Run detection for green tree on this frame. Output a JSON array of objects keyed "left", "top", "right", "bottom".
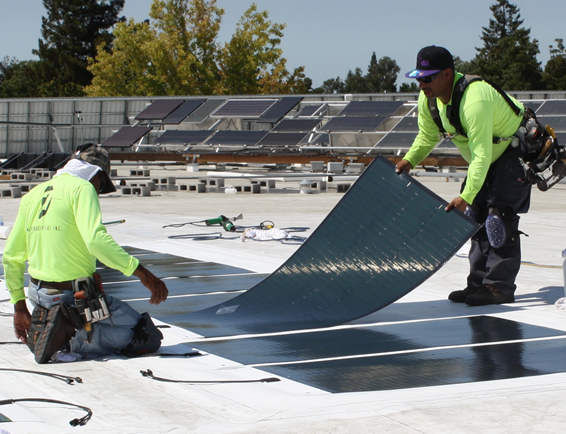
[
  {"left": 399, "top": 82, "right": 419, "bottom": 93},
  {"left": 365, "top": 54, "right": 400, "bottom": 93},
  {"left": 35, "top": 0, "right": 125, "bottom": 97},
  {"left": 543, "top": 39, "right": 566, "bottom": 90},
  {"left": 320, "top": 77, "right": 345, "bottom": 94},
  {"left": 0, "top": 58, "right": 43, "bottom": 98},
  {"left": 344, "top": 68, "right": 368, "bottom": 93},
  {"left": 87, "top": 0, "right": 307, "bottom": 96},
  {"left": 473, "top": 0, "right": 543, "bottom": 90},
  {"left": 220, "top": 3, "right": 306, "bottom": 94}
]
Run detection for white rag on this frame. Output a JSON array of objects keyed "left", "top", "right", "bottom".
[
  {"left": 55, "top": 158, "right": 101, "bottom": 182},
  {"left": 241, "top": 228, "right": 290, "bottom": 242}
]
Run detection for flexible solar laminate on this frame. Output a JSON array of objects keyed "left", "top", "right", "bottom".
[
  {"left": 192, "top": 316, "right": 566, "bottom": 364},
  {"left": 180, "top": 156, "right": 478, "bottom": 337},
  {"left": 135, "top": 100, "right": 185, "bottom": 120},
  {"left": 101, "top": 127, "right": 152, "bottom": 148},
  {"left": 192, "top": 316, "right": 566, "bottom": 393},
  {"left": 162, "top": 99, "right": 206, "bottom": 124}
]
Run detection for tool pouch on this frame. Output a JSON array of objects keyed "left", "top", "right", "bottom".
[{"left": 72, "top": 273, "right": 111, "bottom": 327}]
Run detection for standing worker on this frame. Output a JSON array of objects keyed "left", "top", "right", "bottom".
[
  {"left": 396, "top": 46, "right": 533, "bottom": 306},
  {"left": 3, "top": 145, "right": 168, "bottom": 363}
]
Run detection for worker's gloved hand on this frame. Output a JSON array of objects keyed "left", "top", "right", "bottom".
[
  {"left": 395, "top": 159, "right": 412, "bottom": 174},
  {"left": 133, "top": 264, "right": 169, "bottom": 305},
  {"left": 13, "top": 300, "right": 31, "bottom": 344}
]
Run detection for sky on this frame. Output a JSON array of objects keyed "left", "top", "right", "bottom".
[{"left": 0, "top": 0, "right": 564, "bottom": 88}]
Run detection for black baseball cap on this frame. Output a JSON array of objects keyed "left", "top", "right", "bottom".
[{"left": 405, "top": 46, "right": 454, "bottom": 79}]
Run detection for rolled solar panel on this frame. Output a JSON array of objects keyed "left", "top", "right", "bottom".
[{"left": 182, "top": 156, "right": 479, "bottom": 337}]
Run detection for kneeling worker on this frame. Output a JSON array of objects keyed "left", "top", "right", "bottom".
[{"left": 3, "top": 145, "right": 169, "bottom": 363}]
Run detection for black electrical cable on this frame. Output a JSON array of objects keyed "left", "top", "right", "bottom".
[
  {"left": 139, "top": 351, "right": 203, "bottom": 358},
  {"left": 0, "top": 368, "right": 82, "bottom": 385},
  {"left": 0, "top": 341, "right": 23, "bottom": 345},
  {"left": 167, "top": 232, "right": 240, "bottom": 241},
  {"left": 0, "top": 398, "right": 92, "bottom": 426},
  {"left": 140, "top": 369, "right": 280, "bottom": 384}
]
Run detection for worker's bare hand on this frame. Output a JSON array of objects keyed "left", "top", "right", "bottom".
[
  {"left": 14, "top": 300, "right": 31, "bottom": 344},
  {"left": 395, "top": 159, "right": 412, "bottom": 174},
  {"left": 134, "top": 264, "right": 169, "bottom": 305},
  {"left": 445, "top": 196, "right": 469, "bottom": 213}
]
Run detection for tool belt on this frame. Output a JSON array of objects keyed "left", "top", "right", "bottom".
[
  {"left": 513, "top": 108, "right": 566, "bottom": 191},
  {"left": 72, "top": 273, "right": 111, "bottom": 326}
]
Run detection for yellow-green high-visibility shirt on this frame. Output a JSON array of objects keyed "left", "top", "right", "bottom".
[
  {"left": 2, "top": 173, "right": 139, "bottom": 304},
  {"left": 403, "top": 71, "right": 525, "bottom": 205}
]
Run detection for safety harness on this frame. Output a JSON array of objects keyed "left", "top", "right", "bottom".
[{"left": 428, "top": 74, "right": 566, "bottom": 191}]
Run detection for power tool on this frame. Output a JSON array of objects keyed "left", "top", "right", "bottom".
[{"left": 205, "top": 214, "right": 243, "bottom": 232}]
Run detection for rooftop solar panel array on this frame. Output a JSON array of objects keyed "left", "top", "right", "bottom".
[
  {"left": 211, "top": 99, "right": 277, "bottom": 118},
  {"left": 162, "top": 99, "right": 206, "bottom": 124},
  {"left": 204, "top": 130, "right": 268, "bottom": 146},
  {"left": 153, "top": 130, "right": 215, "bottom": 145},
  {"left": 320, "top": 116, "right": 386, "bottom": 132},
  {"left": 272, "top": 119, "right": 322, "bottom": 132},
  {"left": 135, "top": 100, "right": 184, "bottom": 120},
  {"left": 256, "top": 132, "right": 309, "bottom": 147},
  {"left": 259, "top": 97, "right": 303, "bottom": 123},
  {"left": 337, "top": 100, "right": 404, "bottom": 117},
  {"left": 102, "top": 126, "right": 152, "bottom": 148}
]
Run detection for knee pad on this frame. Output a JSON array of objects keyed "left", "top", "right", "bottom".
[
  {"left": 119, "top": 313, "right": 163, "bottom": 357},
  {"left": 485, "top": 206, "right": 516, "bottom": 249}
]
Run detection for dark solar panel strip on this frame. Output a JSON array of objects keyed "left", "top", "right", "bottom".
[
  {"left": 162, "top": 99, "right": 207, "bottom": 124},
  {"left": 180, "top": 157, "right": 478, "bottom": 337},
  {"left": 101, "top": 126, "right": 152, "bottom": 148},
  {"left": 261, "top": 338, "right": 566, "bottom": 393},
  {"left": 191, "top": 316, "right": 565, "bottom": 365},
  {"left": 135, "top": 100, "right": 185, "bottom": 120},
  {"left": 259, "top": 97, "right": 303, "bottom": 123}
]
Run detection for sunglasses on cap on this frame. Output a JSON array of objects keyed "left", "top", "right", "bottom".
[{"left": 416, "top": 71, "right": 442, "bottom": 84}]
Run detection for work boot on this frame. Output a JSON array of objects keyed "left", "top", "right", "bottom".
[
  {"left": 33, "top": 304, "right": 77, "bottom": 364},
  {"left": 27, "top": 305, "right": 50, "bottom": 354},
  {"left": 448, "top": 285, "right": 480, "bottom": 303},
  {"left": 465, "top": 284, "right": 515, "bottom": 306},
  {"left": 119, "top": 313, "right": 163, "bottom": 357}
]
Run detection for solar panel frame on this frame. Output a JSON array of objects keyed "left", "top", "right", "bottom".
[
  {"left": 320, "top": 116, "right": 386, "bottom": 132},
  {"left": 101, "top": 126, "right": 153, "bottom": 148},
  {"left": 162, "top": 99, "right": 207, "bottom": 124},
  {"left": 135, "top": 100, "right": 185, "bottom": 120},
  {"left": 153, "top": 130, "right": 215, "bottom": 145},
  {"left": 211, "top": 99, "right": 278, "bottom": 118},
  {"left": 337, "top": 100, "right": 405, "bottom": 117},
  {"left": 204, "top": 130, "right": 268, "bottom": 146}
]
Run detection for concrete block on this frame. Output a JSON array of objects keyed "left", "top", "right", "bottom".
[
  {"left": 10, "top": 172, "right": 33, "bottom": 181},
  {"left": 327, "top": 162, "right": 343, "bottom": 173},
  {"left": 310, "top": 161, "right": 325, "bottom": 172},
  {"left": 336, "top": 183, "right": 351, "bottom": 193},
  {"left": 1, "top": 187, "right": 22, "bottom": 198}
]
